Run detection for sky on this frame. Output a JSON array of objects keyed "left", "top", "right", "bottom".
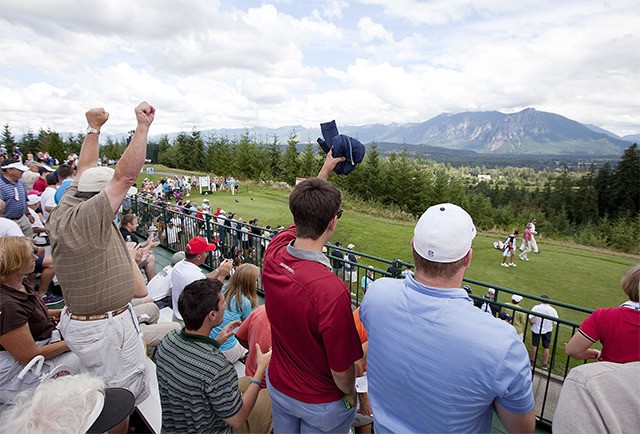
[{"left": 1, "top": 0, "right": 639, "bottom": 138}]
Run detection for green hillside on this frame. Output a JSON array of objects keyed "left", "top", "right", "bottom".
[{"left": 137, "top": 167, "right": 638, "bottom": 319}]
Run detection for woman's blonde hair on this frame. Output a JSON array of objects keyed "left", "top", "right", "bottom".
[
  {"left": 621, "top": 264, "right": 640, "bottom": 303},
  {"left": 224, "top": 263, "right": 260, "bottom": 311},
  {"left": 0, "top": 236, "right": 34, "bottom": 283}
]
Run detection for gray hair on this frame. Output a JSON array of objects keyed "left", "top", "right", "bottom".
[{"left": 0, "top": 373, "right": 105, "bottom": 434}]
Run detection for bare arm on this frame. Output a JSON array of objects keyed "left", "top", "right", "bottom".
[
  {"left": 0, "top": 324, "right": 69, "bottom": 365},
  {"left": 205, "top": 258, "right": 234, "bottom": 282},
  {"left": 76, "top": 108, "right": 109, "bottom": 179},
  {"left": 495, "top": 402, "right": 535, "bottom": 434},
  {"left": 331, "top": 364, "right": 357, "bottom": 407},
  {"left": 126, "top": 242, "right": 149, "bottom": 298},
  {"left": 317, "top": 149, "right": 346, "bottom": 181},
  {"left": 565, "top": 332, "right": 599, "bottom": 360},
  {"left": 224, "top": 344, "right": 272, "bottom": 429},
  {"left": 104, "top": 102, "right": 155, "bottom": 214}
]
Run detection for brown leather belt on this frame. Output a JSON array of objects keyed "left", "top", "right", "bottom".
[{"left": 69, "top": 305, "right": 129, "bottom": 321}]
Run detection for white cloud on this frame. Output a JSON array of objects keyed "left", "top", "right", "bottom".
[{"left": 0, "top": 0, "right": 638, "bottom": 138}]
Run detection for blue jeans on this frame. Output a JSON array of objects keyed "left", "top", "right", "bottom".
[{"left": 267, "top": 371, "right": 356, "bottom": 433}]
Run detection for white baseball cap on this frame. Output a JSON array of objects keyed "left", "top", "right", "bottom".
[
  {"left": 1, "top": 161, "right": 28, "bottom": 171},
  {"left": 78, "top": 167, "right": 115, "bottom": 192},
  {"left": 412, "top": 203, "right": 476, "bottom": 263},
  {"left": 27, "top": 194, "right": 41, "bottom": 206}
]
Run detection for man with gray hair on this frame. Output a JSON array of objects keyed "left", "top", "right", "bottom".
[
  {"left": 47, "top": 102, "right": 155, "bottom": 404},
  {"left": 361, "top": 203, "right": 535, "bottom": 433}
]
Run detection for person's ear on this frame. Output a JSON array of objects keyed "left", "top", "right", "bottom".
[{"left": 464, "top": 249, "right": 473, "bottom": 267}]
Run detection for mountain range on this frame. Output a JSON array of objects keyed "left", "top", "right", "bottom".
[{"left": 153, "top": 108, "right": 633, "bottom": 157}]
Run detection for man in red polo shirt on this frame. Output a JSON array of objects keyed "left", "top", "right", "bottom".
[{"left": 262, "top": 152, "right": 363, "bottom": 433}]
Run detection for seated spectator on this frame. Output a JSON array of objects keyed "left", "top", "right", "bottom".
[
  {"left": 209, "top": 263, "right": 260, "bottom": 363},
  {"left": 21, "top": 160, "right": 40, "bottom": 191},
  {"left": 565, "top": 264, "right": 640, "bottom": 363},
  {"left": 39, "top": 172, "right": 58, "bottom": 223},
  {"left": 0, "top": 199, "right": 24, "bottom": 237},
  {"left": 53, "top": 163, "right": 74, "bottom": 205},
  {"left": 553, "top": 362, "right": 640, "bottom": 433},
  {"left": 236, "top": 305, "right": 272, "bottom": 388},
  {"left": 27, "top": 194, "right": 48, "bottom": 246},
  {"left": 145, "top": 251, "right": 185, "bottom": 308},
  {"left": 32, "top": 165, "right": 53, "bottom": 194},
  {"left": 155, "top": 278, "right": 273, "bottom": 433},
  {"left": 119, "top": 214, "right": 160, "bottom": 280},
  {"left": 0, "top": 236, "right": 81, "bottom": 404},
  {"left": 132, "top": 301, "right": 180, "bottom": 359},
  {"left": 0, "top": 373, "right": 136, "bottom": 434}
]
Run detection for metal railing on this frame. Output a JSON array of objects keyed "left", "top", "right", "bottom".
[{"left": 130, "top": 196, "right": 596, "bottom": 432}]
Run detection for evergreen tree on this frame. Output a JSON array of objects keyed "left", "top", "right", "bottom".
[
  {"left": 266, "top": 136, "right": 283, "bottom": 180},
  {"left": 233, "top": 132, "right": 261, "bottom": 179},
  {"left": 19, "top": 130, "right": 39, "bottom": 156},
  {"left": 189, "top": 129, "right": 207, "bottom": 171},
  {"left": 612, "top": 143, "right": 640, "bottom": 217},
  {"left": 206, "top": 136, "right": 233, "bottom": 175},
  {"left": 299, "top": 142, "right": 319, "bottom": 178},
  {"left": 594, "top": 161, "right": 614, "bottom": 217},
  {"left": 1, "top": 124, "right": 16, "bottom": 149},
  {"left": 38, "top": 128, "right": 66, "bottom": 163},
  {"left": 65, "top": 133, "right": 83, "bottom": 156},
  {"left": 281, "top": 133, "right": 300, "bottom": 184},
  {"left": 361, "top": 144, "right": 383, "bottom": 200},
  {"left": 158, "top": 135, "right": 180, "bottom": 167},
  {"left": 573, "top": 166, "right": 599, "bottom": 225}
]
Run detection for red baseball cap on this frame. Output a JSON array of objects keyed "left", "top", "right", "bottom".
[{"left": 185, "top": 237, "right": 216, "bottom": 255}]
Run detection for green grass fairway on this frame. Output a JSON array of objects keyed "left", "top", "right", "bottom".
[{"left": 137, "top": 167, "right": 638, "bottom": 322}]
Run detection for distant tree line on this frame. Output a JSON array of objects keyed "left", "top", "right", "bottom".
[
  {"left": 153, "top": 130, "right": 639, "bottom": 254},
  {"left": 2, "top": 123, "right": 638, "bottom": 253}
]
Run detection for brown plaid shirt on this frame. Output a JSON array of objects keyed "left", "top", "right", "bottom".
[{"left": 47, "top": 180, "right": 135, "bottom": 315}]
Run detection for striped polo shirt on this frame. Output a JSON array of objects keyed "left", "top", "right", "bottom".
[
  {"left": 155, "top": 329, "right": 242, "bottom": 434},
  {"left": 0, "top": 174, "right": 27, "bottom": 219}
]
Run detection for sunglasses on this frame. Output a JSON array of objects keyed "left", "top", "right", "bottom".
[{"left": 336, "top": 208, "right": 343, "bottom": 219}]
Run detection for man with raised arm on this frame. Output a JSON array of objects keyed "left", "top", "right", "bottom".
[
  {"left": 360, "top": 203, "right": 535, "bottom": 433},
  {"left": 46, "top": 103, "right": 155, "bottom": 406},
  {"left": 262, "top": 152, "right": 363, "bottom": 433}
]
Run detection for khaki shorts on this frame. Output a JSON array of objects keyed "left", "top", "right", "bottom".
[{"left": 59, "top": 304, "right": 150, "bottom": 404}]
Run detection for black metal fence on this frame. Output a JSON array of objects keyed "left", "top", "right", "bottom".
[{"left": 130, "top": 196, "right": 595, "bottom": 431}]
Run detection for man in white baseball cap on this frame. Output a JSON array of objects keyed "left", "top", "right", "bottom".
[
  {"left": 0, "top": 158, "right": 34, "bottom": 237},
  {"left": 361, "top": 203, "right": 534, "bottom": 433}
]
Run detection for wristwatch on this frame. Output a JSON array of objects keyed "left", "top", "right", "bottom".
[{"left": 86, "top": 126, "right": 100, "bottom": 135}]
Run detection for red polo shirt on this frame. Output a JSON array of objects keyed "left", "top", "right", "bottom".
[{"left": 263, "top": 224, "right": 363, "bottom": 403}]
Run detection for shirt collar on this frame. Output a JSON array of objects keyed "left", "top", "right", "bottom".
[
  {"left": 286, "top": 240, "right": 332, "bottom": 268},
  {"left": 180, "top": 329, "right": 221, "bottom": 348},
  {"left": 404, "top": 273, "right": 472, "bottom": 302}
]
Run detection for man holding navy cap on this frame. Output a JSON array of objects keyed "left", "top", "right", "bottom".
[{"left": 361, "top": 203, "right": 535, "bottom": 433}]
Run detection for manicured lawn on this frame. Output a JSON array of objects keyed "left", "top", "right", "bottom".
[{"left": 137, "top": 166, "right": 638, "bottom": 322}]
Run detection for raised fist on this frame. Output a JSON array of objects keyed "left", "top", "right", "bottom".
[
  {"left": 135, "top": 101, "right": 155, "bottom": 127},
  {"left": 85, "top": 108, "right": 109, "bottom": 129}
]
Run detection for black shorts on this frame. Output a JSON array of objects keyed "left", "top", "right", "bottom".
[
  {"left": 35, "top": 255, "right": 44, "bottom": 274},
  {"left": 532, "top": 331, "right": 552, "bottom": 349}
]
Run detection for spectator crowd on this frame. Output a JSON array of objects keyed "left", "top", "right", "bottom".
[{"left": 0, "top": 103, "right": 638, "bottom": 434}]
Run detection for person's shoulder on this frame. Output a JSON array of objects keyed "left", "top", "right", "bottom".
[{"left": 365, "top": 277, "right": 402, "bottom": 298}]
